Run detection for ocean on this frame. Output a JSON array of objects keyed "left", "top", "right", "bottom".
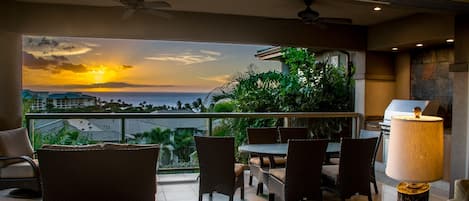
[{"left": 85, "top": 92, "right": 210, "bottom": 107}]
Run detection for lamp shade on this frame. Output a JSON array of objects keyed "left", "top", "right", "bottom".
[{"left": 385, "top": 115, "right": 444, "bottom": 183}]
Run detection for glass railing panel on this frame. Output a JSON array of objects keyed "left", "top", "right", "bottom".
[
  {"left": 31, "top": 118, "right": 122, "bottom": 149},
  {"left": 125, "top": 118, "right": 207, "bottom": 170},
  {"left": 26, "top": 112, "right": 361, "bottom": 172}
]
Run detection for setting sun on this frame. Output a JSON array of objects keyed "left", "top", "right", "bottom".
[
  {"left": 89, "top": 68, "right": 106, "bottom": 83},
  {"left": 86, "top": 65, "right": 120, "bottom": 84}
]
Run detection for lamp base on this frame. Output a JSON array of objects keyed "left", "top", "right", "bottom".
[{"left": 397, "top": 182, "right": 430, "bottom": 201}]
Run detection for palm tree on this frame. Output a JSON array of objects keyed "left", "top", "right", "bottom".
[
  {"left": 192, "top": 101, "right": 199, "bottom": 110},
  {"left": 177, "top": 101, "right": 182, "bottom": 110}
]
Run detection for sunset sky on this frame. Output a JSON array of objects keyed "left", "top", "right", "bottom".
[{"left": 22, "top": 35, "right": 281, "bottom": 93}]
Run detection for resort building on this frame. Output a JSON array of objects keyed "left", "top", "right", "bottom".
[
  {"left": 47, "top": 92, "right": 96, "bottom": 109},
  {"left": 22, "top": 90, "right": 97, "bottom": 110},
  {"left": 21, "top": 90, "right": 49, "bottom": 111}
]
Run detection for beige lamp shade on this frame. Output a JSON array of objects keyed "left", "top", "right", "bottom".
[{"left": 385, "top": 115, "right": 444, "bottom": 183}]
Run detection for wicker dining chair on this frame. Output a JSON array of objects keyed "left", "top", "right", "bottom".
[
  {"left": 268, "top": 139, "right": 328, "bottom": 201},
  {"left": 195, "top": 136, "right": 245, "bottom": 201},
  {"left": 278, "top": 127, "right": 309, "bottom": 143},
  {"left": 329, "top": 129, "right": 382, "bottom": 194},
  {"left": 359, "top": 130, "right": 383, "bottom": 194},
  {"left": 247, "top": 127, "right": 283, "bottom": 195},
  {"left": 321, "top": 137, "right": 378, "bottom": 201}
]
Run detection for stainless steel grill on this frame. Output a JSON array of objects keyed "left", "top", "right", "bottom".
[
  {"left": 379, "top": 99, "right": 439, "bottom": 135},
  {"left": 380, "top": 99, "right": 439, "bottom": 164}
]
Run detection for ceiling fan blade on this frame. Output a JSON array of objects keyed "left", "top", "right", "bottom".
[
  {"left": 316, "top": 17, "right": 352, "bottom": 24},
  {"left": 122, "top": 8, "right": 136, "bottom": 19},
  {"left": 143, "top": 1, "right": 171, "bottom": 8},
  {"left": 142, "top": 8, "right": 172, "bottom": 19}
]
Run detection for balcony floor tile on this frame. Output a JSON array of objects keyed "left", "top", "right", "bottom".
[{"left": 0, "top": 171, "right": 449, "bottom": 201}]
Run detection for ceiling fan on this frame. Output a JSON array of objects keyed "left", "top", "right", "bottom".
[
  {"left": 116, "top": 0, "right": 172, "bottom": 20},
  {"left": 298, "top": 0, "right": 352, "bottom": 25}
]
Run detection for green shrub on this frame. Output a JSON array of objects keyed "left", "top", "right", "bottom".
[{"left": 33, "top": 127, "right": 96, "bottom": 149}]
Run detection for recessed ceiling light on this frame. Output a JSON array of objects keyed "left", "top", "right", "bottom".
[
  {"left": 392, "top": 47, "right": 398, "bottom": 51},
  {"left": 373, "top": 6, "right": 382, "bottom": 11},
  {"left": 416, "top": 43, "right": 424, "bottom": 47},
  {"left": 446, "top": 39, "right": 455, "bottom": 43}
]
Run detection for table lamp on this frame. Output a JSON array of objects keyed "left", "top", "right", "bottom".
[{"left": 386, "top": 107, "right": 444, "bottom": 201}]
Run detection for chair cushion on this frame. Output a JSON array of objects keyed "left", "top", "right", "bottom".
[
  {"left": 0, "top": 159, "right": 38, "bottom": 178},
  {"left": 41, "top": 143, "right": 159, "bottom": 151},
  {"left": 329, "top": 158, "right": 340, "bottom": 165},
  {"left": 322, "top": 165, "right": 339, "bottom": 184},
  {"left": 0, "top": 128, "right": 34, "bottom": 167},
  {"left": 41, "top": 144, "right": 103, "bottom": 150},
  {"left": 269, "top": 168, "right": 286, "bottom": 183},
  {"left": 249, "top": 156, "right": 286, "bottom": 166},
  {"left": 234, "top": 163, "right": 246, "bottom": 177}
]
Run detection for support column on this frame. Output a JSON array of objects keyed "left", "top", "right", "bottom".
[
  {"left": 352, "top": 51, "right": 395, "bottom": 127},
  {"left": 450, "top": 14, "right": 469, "bottom": 197},
  {"left": 0, "top": 1, "right": 21, "bottom": 130},
  {"left": 352, "top": 51, "right": 366, "bottom": 127},
  {"left": 0, "top": 31, "right": 22, "bottom": 130}
]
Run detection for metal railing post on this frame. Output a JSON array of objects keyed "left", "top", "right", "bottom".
[
  {"left": 208, "top": 118, "right": 213, "bottom": 136},
  {"left": 121, "top": 118, "right": 126, "bottom": 143}
]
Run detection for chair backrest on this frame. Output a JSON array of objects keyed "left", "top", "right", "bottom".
[
  {"left": 359, "top": 129, "right": 383, "bottom": 165},
  {"left": 0, "top": 128, "right": 34, "bottom": 167},
  {"left": 278, "top": 127, "right": 309, "bottom": 143},
  {"left": 38, "top": 144, "right": 159, "bottom": 201},
  {"left": 338, "top": 137, "right": 377, "bottom": 198},
  {"left": 247, "top": 127, "right": 278, "bottom": 144},
  {"left": 285, "top": 139, "right": 328, "bottom": 201},
  {"left": 195, "top": 136, "right": 235, "bottom": 196}
]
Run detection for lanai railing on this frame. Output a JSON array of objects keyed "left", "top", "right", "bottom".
[{"left": 25, "top": 112, "right": 361, "bottom": 171}]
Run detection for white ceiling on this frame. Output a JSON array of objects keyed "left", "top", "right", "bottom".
[{"left": 16, "top": 0, "right": 426, "bottom": 25}]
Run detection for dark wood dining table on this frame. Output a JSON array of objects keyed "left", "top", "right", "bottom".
[{"left": 238, "top": 142, "right": 341, "bottom": 167}]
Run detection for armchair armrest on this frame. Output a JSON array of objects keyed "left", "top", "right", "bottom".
[{"left": 0, "top": 156, "right": 40, "bottom": 177}]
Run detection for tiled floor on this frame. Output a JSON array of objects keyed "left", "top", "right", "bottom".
[{"left": 0, "top": 171, "right": 450, "bottom": 201}]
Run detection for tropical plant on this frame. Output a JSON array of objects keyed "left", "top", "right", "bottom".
[
  {"left": 129, "top": 127, "right": 171, "bottom": 144},
  {"left": 172, "top": 129, "right": 195, "bottom": 163},
  {"left": 22, "top": 98, "right": 33, "bottom": 127},
  {"left": 33, "top": 127, "right": 96, "bottom": 149},
  {"left": 213, "top": 47, "right": 354, "bottom": 143},
  {"left": 212, "top": 99, "right": 236, "bottom": 112}
]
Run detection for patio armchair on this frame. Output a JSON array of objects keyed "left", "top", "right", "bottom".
[
  {"left": 194, "top": 136, "right": 245, "bottom": 201},
  {"left": 268, "top": 139, "right": 328, "bottom": 201},
  {"left": 247, "top": 127, "right": 284, "bottom": 195},
  {"left": 278, "top": 127, "right": 309, "bottom": 143},
  {"left": 37, "top": 143, "right": 160, "bottom": 201},
  {"left": 329, "top": 129, "right": 382, "bottom": 194},
  {"left": 449, "top": 179, "right": 469, "bottom": 201},
  {"left": 0, "top": 128, "right": 41, "bottom": 198},
  {"left": 321, "top": 137, "right": 378, "bottom": 201}
]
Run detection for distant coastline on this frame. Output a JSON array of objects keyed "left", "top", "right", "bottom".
[{"left": 85, "top": 92, "right": 210, "bottom": 107}]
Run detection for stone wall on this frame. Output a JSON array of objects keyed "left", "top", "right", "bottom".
[{"left": 411, "top": 47, "right": 453, "bottom": 128}]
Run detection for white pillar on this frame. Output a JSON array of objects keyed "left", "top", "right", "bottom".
[{"left": 450, "top": 14, "right": 469, "bottom": 197}]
